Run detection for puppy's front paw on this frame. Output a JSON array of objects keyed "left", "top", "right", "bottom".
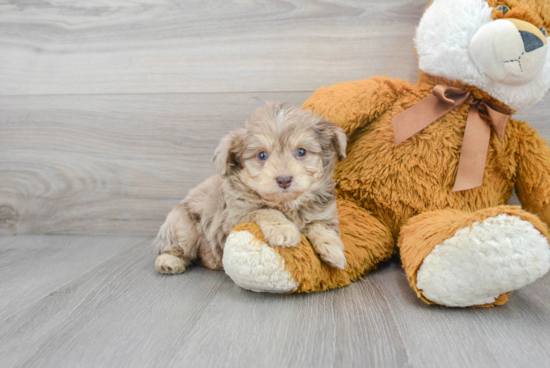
[
  {"left": 313, "top": 237, "right": 347, "bottom": 270},
  {"left": 155, "top": 253, "right": 186, "bottom": 274},
  {"left": 261, "top": 222, "right": 302, "bottom": 248}
]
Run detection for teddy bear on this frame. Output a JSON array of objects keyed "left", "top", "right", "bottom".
[{"left": 220, "top": 0, "right": 550, "bottom": 308}]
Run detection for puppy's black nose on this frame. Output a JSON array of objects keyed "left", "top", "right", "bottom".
[{"left": 276, "top": 176, "right": 292, "bottom": 189}]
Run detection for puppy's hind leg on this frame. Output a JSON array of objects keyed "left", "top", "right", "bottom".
[{"left": 154, "top": 204, "right": 200, "bottom": 274}]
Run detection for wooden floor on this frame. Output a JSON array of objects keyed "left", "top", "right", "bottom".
[{"left": 1, "top": 235, "right": 550, "bottom": 368}]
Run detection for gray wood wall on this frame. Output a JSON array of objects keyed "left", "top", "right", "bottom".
[{"left": 1, "top": 0, "right": 548, "bottom": 235}]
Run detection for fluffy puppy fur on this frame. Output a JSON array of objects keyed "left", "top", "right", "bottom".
[{"left": 154, "top": 102, "right": 348, "bottom": 274}]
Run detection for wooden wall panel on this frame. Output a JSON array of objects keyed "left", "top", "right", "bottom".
[
  {"left": 0, "top": 0, "right": 548, "bottom": 234},
  {"left": 0, "top": 0, "right": 424, "bottom": 95}
]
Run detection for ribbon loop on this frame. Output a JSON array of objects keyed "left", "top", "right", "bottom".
[
  {"left": 433, "top": 85, "right": 470, "bottom": 106},
  {"left": 392, "top": 85, "right": 511, "bottom": 192}
]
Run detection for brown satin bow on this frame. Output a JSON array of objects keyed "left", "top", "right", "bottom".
[{"left": 392, "top": 85, "right": 512, "bottom": 192}]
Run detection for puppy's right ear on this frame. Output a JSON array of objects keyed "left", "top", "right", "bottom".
[{"left": 212, "top": 129, "right": 245, "bottom": 177}]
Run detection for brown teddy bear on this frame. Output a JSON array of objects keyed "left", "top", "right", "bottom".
[{"left": 221, "top": 0, "right": 550, "bottom": 308}]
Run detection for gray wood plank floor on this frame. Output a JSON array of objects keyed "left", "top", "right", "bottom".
[{"left": 1, "top": 235, "right": 549, "bottom": 368}]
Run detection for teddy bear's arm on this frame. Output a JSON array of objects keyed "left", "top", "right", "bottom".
[
  {"left": 514, "top": 119, "right": 550, "bottom": 226},
  {"left": 302, "top": 76, "right": 409, "bottom": 135}
]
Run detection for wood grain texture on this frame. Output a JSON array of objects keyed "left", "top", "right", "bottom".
[
  {"left": 1, "top": 235, "right": 549, "bottom": 368},
  {"left": 0, "top": 235, "right": 144, "bottom": 321},
  {"left": 371, "top": 265, "right": 550, "bottom": 368},
  {"left": 0, "top": 0, "right": 425, "bottom": 96}
]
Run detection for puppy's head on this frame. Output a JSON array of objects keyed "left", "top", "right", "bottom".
[{"left": 213, "top": 102, "right": 347, "bottom": 203}]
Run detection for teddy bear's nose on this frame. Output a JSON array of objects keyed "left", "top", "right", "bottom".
[
  {"left": 276, "top": 176, "right": 292, "bottom": 189},
  {"left": 520, "top": 31, "right": 545, "bottom": 53},
  {"left": 506, "top": 18, "right": 547, "bottom": 53}
]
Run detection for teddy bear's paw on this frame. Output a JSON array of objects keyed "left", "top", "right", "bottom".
[
  {"left": 222, "top": 229, "right": 299, "bottom": 293},
  {"left": 416, "top": 214, "right": 550, "bottom": 307},
  {"left": 260, "top": 221, "right": 302, "bottom": 248},
  {"left": 155, "top": 253, "right": 186, "bottom": 274}
]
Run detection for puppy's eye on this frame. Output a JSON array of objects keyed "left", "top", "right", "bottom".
[
  {"left": 496, "top": 5, "right": 510, "bottom": 15},
  {"left": 257, "top": 151, "right": 268, "bottom": 161},
  {"left": 542, "top": 27, "right": 548, "bottom": 37},
  {"left": 296, "top": 148, "right": 307, "bottom": 158}
]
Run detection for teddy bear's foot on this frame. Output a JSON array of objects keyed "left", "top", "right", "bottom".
[
  {"left": 401, "top": 207, "right": 550, "bottom": 307},
  {"left": 222, "top": 224, "right": 300, "bottom": 293},
  {"left": 417, "top": 214, "right": 550, "bottom": 307}
]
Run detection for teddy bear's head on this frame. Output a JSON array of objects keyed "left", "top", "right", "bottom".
[{"left": 415, "top": 0, "right": 550, "bottom": 110}]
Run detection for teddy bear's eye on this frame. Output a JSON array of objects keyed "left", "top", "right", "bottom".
[
  {"left": 542, "top": 27, "right": 548, "bottom": 37},
  {"left": 257, "top": 151, "right": 268, "bottom": 161},
  {"left": 496, "top": 5, "right": 510, "bottom": 15}
]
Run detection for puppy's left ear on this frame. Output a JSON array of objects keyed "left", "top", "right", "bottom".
[
  {"left": 315, "top": 119, "right": 348, "bottom": 161},
  {"left": 212, "top": 129, "right": 245, "bottom": 176}
]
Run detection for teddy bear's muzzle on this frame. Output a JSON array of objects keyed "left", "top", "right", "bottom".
[{"left": 469, "top": 18, "right": 548, "bottom": 86}]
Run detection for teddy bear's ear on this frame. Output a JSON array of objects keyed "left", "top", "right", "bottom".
[
  {"left": 212, "top": 129, "right": 245, "bottom": 176},
  {"left": 314, "top": 119, "right": 348, "bottom": 161}
]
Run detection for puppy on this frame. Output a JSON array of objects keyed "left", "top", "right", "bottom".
[{"left": 154, "top": 102, "right": 348, "bottom": 275}]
